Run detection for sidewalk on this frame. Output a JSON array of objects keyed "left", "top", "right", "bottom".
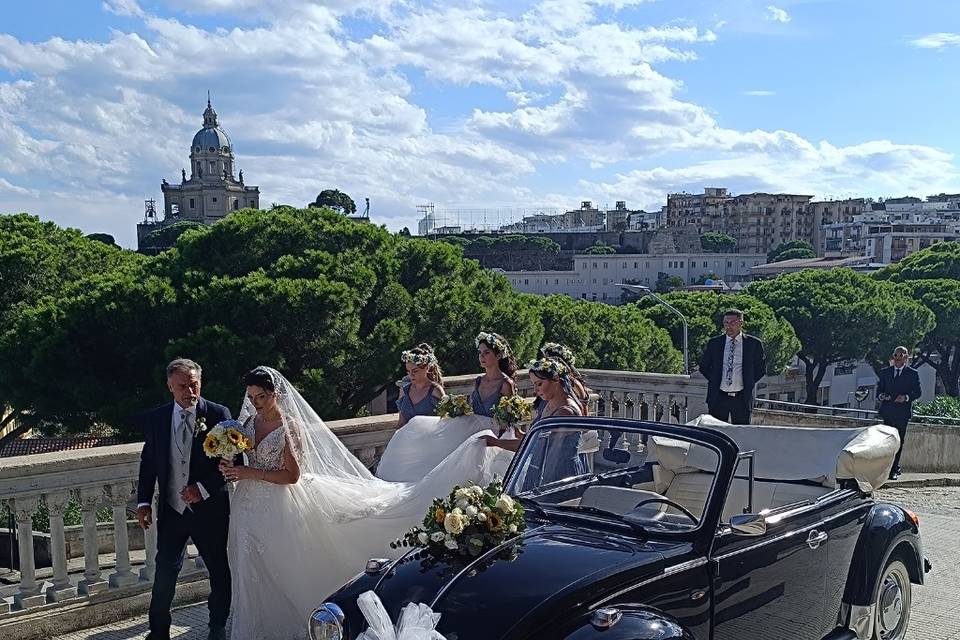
[{"left": 884, "top": 472, "right": 960, "bottom": 488}]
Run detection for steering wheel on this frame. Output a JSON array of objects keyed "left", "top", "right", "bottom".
[{"left": 633, "top": 497, "right": 699, "bottom": 524}]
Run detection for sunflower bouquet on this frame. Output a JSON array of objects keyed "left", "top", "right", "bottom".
[
  {"left": 436, "top": 394, "right": 473, "bottom": 418},
  {"left": 391, "top": 478, "right": 526, "bottom": 557},
  {"left": 492, "top": 394, "right": 533, "bottom": 436},
  {"left": 203, "top": 419, "right": 254, "bottom": 460}
]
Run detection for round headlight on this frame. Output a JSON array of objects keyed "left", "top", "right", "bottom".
[{"left": 308, "top": 602, "right": 345, "bottom": 640}]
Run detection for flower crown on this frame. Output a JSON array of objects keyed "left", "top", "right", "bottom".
[
  {"left": 401, "top": 350, "right": 437, "bottom": 367},
  {"left": 527, "top": 357, "right": 568, "bottom": 378},
  {"left": 541, "top": 342, "right": 575, "bottom": 366},
  {"left": 475, "top": 332, "right": 510, "bottom": 356}
]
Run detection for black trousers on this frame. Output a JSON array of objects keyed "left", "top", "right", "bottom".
[
  {"left": 884, "top": 418, "right": 909, "bottom": 475},
  {"left": 708, "top": 391, "right": 751, "bottom": 425},
  {"left": 150, "top": 503, "right": 231, "bottom": 636}
]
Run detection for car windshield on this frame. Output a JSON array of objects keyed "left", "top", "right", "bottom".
[{"left": 505, "top": 424, "right": 720, "bottom": 532}]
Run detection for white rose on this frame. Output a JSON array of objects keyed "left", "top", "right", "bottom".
[
  {"left": 444, "top": 511, "right": 466, "bottom": 535},
  {"left": 495, "top": 494, "right": 515, "bottom": 512},
  {"left": 469, "top": 485, "right": 484, "bottom": 497},
  {"left": 444, "top": 538, "right": 459, "bottom": 550},
  {"left": 454, "top": 488, "right": 470, "bottom": 500},
  {"left": 465, "top": 505, "right": 478, "bottom": 517},
  {"left": 430, "top": 531, "right": 445, "bottom": 542},
  {"left": 456, "top": 499, "right": 469, "bottom": 510},
  {"left": 477, "top": 512, "right": 487, "bottom": 522},
  {"left": 508, "top": 524, "right": 517, "bottom": 533},
  {"left": 417, "top": 532, "right": 429, "bottom": 545}
]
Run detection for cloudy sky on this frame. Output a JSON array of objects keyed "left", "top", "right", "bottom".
[{"left": 1, "top": 0, "right": 959, "bottom": 247}]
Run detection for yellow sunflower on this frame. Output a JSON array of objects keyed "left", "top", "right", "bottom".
[
  {"left": 203, "top": 434, "right": 219, "bottom": 456},
  {"left": 227, "top": 429, "right": 242, "bottom": 445},
  {"left": 486, "top": 512, "right": 503, "bottom": 532},
  {"left": 434, "top": 507, "right": 446, "bottom": 524}
]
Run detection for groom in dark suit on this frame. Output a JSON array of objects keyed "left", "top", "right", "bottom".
[
  {"left": 876, "top": 346, "right": 923, "bottom": 480},
  {"left": 136, "top": 358, "right": 232, "bottom": 640},
  {"left": 698, "top": 309, "right": 766, "bottom": 425}
]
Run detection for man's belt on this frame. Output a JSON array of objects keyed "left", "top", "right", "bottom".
[{"left": 722, "top": 390, "right": 743, "bottom": 397}]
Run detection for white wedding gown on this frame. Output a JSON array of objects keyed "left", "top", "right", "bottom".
[{"left": 226, "top": 372, "right": 516, "bottom": 640}]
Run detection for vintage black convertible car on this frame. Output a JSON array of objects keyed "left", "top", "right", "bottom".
[{"left": 310, "top": 416, "right": 929, "bottom": 640}]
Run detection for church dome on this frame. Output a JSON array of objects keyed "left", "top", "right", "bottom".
[
  {"left": 191, "top": 96, "right": 233, "bottom": 154},
  {"left": 192, "top": 126, "right": 232, "bottom": 153}
]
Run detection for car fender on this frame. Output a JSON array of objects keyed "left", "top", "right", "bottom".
[
  {"left": 842, "top": 502, "right": 923, "bottom": 607},
  {"left": 559, "top": 605, "right": 696, "bottom": 640}
]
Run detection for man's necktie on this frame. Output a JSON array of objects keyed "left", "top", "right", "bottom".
[
  {"left": 178, "top": 410, "right": 191, "bottom": 455},
  {"left": 725, "top": 337, "right": 736, "bottom": 387}
]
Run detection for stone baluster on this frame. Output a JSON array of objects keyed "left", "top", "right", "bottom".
[
  {"left": 45, "top": 490, "right": 79, "bottom": 602},
  {"left": 10, "top": 495, "right": 45, "bottom": 609},
  {"left": 139, "top": 493, "right": 158, "bottom": 582},
  {"left": 106, "top": 482, "right": 138, "bottom": 588},
  {"left": 76, "top": 485, "right": 108, "bottom": 595}
]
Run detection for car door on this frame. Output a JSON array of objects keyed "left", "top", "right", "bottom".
[
  {"left": 710, "top": 505, "right": 830, "bottom": 640},
  {"left": 817, "top": 492, "right": 872, "bottom": 630}
]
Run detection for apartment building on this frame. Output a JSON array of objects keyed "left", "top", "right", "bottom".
[{"left": 502, "top": 252, "right": 765, "bottom": 303}]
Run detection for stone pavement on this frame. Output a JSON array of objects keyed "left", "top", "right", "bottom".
[{"left": 51, "top": 487, "right": 960, "bottom": 640}]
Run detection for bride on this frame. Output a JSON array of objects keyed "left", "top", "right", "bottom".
[
  {"left": 376, "top": 333, "right": 517, "bottom": 482},
  {"left": 219, "top": 366, "right": 499, "bottom": 640}
]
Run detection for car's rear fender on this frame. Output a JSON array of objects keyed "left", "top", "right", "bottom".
[
  {"left": 842, "top": 502, "right": 923, "bottom": 608},
  {"left": 554, "top": 605, "right": 696, "bottom": 640}
]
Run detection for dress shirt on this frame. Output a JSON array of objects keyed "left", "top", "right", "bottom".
[{"left": 719, "top": 333, "right": 745, "bottom": 393}]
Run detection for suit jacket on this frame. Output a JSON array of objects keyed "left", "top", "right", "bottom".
[
  {"left": 876, "top": 366, "right": 922, "bottom": 425},
  {"left": 698, "top": 333, "right": 766, "bottom": 407},
  {"left": 136, "top": 397, "right": 232, "bottom": 515}
]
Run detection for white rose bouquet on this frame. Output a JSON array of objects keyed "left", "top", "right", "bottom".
[{"left": 391, "top": 478, "right": 526, "bottom": 557}]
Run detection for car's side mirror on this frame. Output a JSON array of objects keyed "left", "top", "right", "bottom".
[{"left": 730, "top": 513, "right": 767, "bottom": 537}]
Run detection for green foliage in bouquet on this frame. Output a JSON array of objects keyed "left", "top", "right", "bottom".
[
  {"left": 492, "top": 394, "right": 532, "bottom": 427},
  {"left": 391, "top": 479, "right": 526, "bottom": 557},
  {"left": 436, "top": 394, "right": 473, "bottom": 418}
]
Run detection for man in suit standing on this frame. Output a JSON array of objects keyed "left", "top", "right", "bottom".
[
  {"left": 698, "top": 309, "right": 766, "bottom": 425},
  {"left": 136, "top": 358, "right": 232, "bottom": 640},
  {"left": 876, "top": 346, "right": 923, "bottom": 480}
]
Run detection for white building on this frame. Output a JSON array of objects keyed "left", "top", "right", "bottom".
[{"left": 502, "top": 252, "right": 765, "bottom": 303}]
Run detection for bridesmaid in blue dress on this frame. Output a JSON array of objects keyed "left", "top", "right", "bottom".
[
  {"left": 397, "top": 343, "right": 445, "bottom": 428},
  {"left": 471, "top": 332, "right": 517, "bottom": 418}
]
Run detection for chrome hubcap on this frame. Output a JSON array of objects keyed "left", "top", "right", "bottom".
[{"left": 878, "top": 572, "right": 904, "bottom": 637}]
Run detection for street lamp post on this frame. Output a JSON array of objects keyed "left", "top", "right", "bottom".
[{"left": 617, "top": 283, "right": 689, "bottom": 375}]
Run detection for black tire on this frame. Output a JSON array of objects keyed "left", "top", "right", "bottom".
[{"left": 873, "top": 558, "right": 911, "bottom": 640}]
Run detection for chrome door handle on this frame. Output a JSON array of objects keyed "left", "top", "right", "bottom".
[{"left": 807, "top": 529, "right": 828, "bottom": 550}]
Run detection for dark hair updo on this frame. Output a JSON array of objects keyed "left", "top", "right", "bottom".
[{"left": 243, "top": 367, "right": 276, "bottom": 392}]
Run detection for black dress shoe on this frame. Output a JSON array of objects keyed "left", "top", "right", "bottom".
[
  {"left": 889, "top": 470, "right": 901, "bottom": 480},
  {"left": 208, "top": 626, "right": 227, "bottom": 640},
  {"left": 145, "top": 633, "right": 170, "bottom": 640}
]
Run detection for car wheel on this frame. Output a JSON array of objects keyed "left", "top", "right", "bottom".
[{"left": 874, "top": 558, "right": 911, "bottom": 640}]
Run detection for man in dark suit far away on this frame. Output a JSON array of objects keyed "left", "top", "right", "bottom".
[
  {"left": 876, "top": 346, "right": 923, "bottom": 480},
  {"left": 698, "top": 308, "right": 766, "bottom": 425},
  {"left": 136, "top": 358, "right": 233, "bottom": 640}
]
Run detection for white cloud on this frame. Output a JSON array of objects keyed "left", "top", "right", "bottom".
[
  {"left": 1, "top": 0, "right": 957, "bottom": 246},
  {"left": 102, "top": 0, "right": 145, "bottom": 17},
  {"left": 908, "top": 32, "right": 960, "bottom": 49},
  {"left": 743, "top": 90, "right": 775, "bottom": 96},
  {"left": 764, "top": 5, "right": 791, "bottom": 24}
]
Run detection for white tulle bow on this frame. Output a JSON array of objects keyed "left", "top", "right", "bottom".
[{"left": 356, "top": 590, "right": 446, "bottom": 640}]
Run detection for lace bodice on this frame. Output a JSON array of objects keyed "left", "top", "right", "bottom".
[{"left": 239, "top": 416, "right": 287, "bottom": 471}]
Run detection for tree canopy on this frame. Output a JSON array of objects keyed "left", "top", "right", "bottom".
[
  {"left": 0, "top": 208, "right": 682, "bottom": 441},
  {"left": 749, "top": 269, "right": 932, "bottom": 403},
  {"left": 873, "top": 240, "right": 960, "bottom": 282},
  {"left": 583, "top": 241, "right": 616, "bottom": 255},
  {"left": 767, "top": 240, "right": 815, "bottom": 263},
  {"left": 309, "top": 189, "right": 357, "bottom": 215},
  {"left": 700, "top": 232, "right": 737, "bottom": 254}
]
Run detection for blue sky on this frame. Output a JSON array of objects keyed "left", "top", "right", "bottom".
[{"left": 1, "top": 0, "right": 958, "bottom": 246}]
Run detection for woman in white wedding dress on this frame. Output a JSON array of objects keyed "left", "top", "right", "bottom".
[
  {"left": 219, "top": 366, "right": 501, "bottom": 640},
  {"left": 376, "top": 333, "right": 517, "bottom": 482}
]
